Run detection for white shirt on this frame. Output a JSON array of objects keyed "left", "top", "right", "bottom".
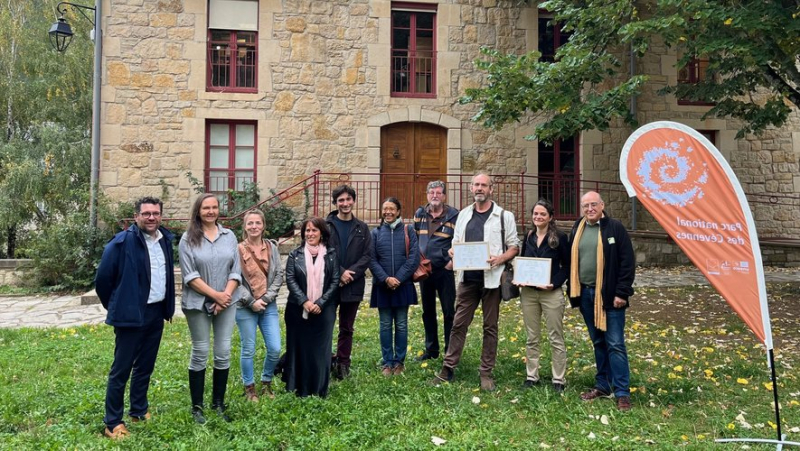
[
  {"left": 452, "top": 201, "right": 520, "bottom": 288},
  {"left": 144, "top": 230, "right": 167, "bottom": 304}
]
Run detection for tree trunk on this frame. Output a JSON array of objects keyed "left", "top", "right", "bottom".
[{"left": 6, "top": 225, "right": 15, "bottom": 258}]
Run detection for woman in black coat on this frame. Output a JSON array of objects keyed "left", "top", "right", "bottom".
[{"left": 283, "top": 217, "right": 340, "bottom": 397}]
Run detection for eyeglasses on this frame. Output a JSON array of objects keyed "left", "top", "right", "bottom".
[
  {"left": 581, "top": 202, "right": 601, "bottom": 210},
  {"left": 137, "top": 212, "right": 162, "bottom": 218}
]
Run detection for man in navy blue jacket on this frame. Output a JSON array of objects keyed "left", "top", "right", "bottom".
[
  {"left": 95, "top": 197, "right": 175, "bottom": 439},
  {"left": 413, "top": 180, "right": 459, "bottom": 361}
]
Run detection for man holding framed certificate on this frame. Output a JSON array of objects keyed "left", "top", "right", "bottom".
[{"left": 431, "top": 173, "right": 519, "bottom": 392}]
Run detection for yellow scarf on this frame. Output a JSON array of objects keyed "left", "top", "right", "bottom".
[{"left": 570, "top": 218, "right": 606, "bottom": 331}]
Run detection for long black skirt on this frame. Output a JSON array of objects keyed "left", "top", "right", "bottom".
[{"left": 282, "top": 300, "right": 336, "bottom": 397}]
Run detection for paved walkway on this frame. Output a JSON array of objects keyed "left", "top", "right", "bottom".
[{"left": 0, "top": 266, "right": 797, "bottom": 329}]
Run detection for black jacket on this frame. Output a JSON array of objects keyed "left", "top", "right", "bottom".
[
  {"left": 567, "top": 214, "right": 635, "bottom": 310},
  {"left": 413, "top": 204, "right": 459, "bottom": 269},
  {"left": 285, "top": 246, "right": 340, "bottom": 309},
  {"left": 326, "top": 211, "right": 372, "bottom": 303},
  {"left": 521, "top": 229, "right": 570, "bottom": 289}
]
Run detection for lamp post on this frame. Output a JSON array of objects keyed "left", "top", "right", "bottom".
[{"left": 49, "top": 1, "right": 102, "bottom": 229}]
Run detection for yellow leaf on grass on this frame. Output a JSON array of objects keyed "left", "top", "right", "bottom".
[
  {"left": 674, "top": 365, "right": 683, "bottom": 372},
  {"left": 726, "top": 423, "right": 735, "bottom": 430},
  {"left": 737, "top": 378, "right": 749, "bottom": 385},
  {"left": 724, "top": 18, "right": 733, "bottom": 25},
  {"left": 510, "top": 336, "right": 518, "bottom": 342},
  {"left": 704, "top": 369, "right": 714, "bottom": 378},
  {"left": 769, "top": 421, "right": 777, "bottom": 430},
  {"left": 763, "top": 382, "right": 773, "bottom": 390}
]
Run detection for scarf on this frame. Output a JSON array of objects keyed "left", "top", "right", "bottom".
[
  {"left": 569, "top": 217, "right": 606, "bottom": 331},
  {"left": 304, "top": 243, "right": 327, "bottom": 305},
  {"left": 386, "top": 217, "right": 403, "bottom": 229}
]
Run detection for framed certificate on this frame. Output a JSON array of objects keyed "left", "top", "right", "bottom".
[
  {"left": 513, "top": 258, "right": 552, "bottom": 286},
  {"left": 452, "top": 242, "right": 491, "bottom": 271}
]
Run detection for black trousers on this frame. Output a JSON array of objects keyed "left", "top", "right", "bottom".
[
  {"left": 419, "top": 267, "right": 456, "bottom": 356},
  {"left": 104, "top": 302, "right": 165, "bottom": 428}
]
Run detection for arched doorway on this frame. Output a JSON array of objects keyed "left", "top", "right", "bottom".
[{"left": 380, "top": 122, "right": 447, "bottom": 214}]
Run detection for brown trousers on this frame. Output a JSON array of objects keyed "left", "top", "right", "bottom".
[{"left": 442, "top": 281, "right": 501, "bottom": 375}]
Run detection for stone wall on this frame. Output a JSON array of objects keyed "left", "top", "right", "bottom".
[
  {"left": 0, "top": 260, "right": 33, "bottom": 286},
  {"left": 631, "top": 233, "right": 800, "bottom": 267}
]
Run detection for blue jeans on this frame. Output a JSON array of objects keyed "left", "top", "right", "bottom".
[
  {"left": 235, "top": 301, "right": 281, "bottom": 385},
  {"left": 578, "top": 286, "right": 630, "bottom": 397},
  {"left": 378, "top": 307, "right": 409, "bottom": 368}
]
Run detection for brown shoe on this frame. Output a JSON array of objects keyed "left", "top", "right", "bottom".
[
  {"left": 617, "top": 395, "right": 632, "bottom": 411},
  {"left": 129, "top": 412, "right": 151, "bottom": 423},
  {"left": 381, "top": 366, "right": 393, "bottom": 377},
  {"left": 430, "top": 366, "right": 454, "bottom": 386},
  {"left": 261, "top": 381, "right": 275, "bottom": 399},
  {"left": 479, "top": 374, "right": 496, "bottom": 392},
  {"left": 244, "top": 383, "right": 259, "bottom": 402},
  {"left": 580, "top": 387, "right": 612, "bottom": 401},
  {"left": 104, "top": 424, "right": 130, "bottom": 440},
  {"left": 393, "top": 364, "right": 405, "bottom": 376}
]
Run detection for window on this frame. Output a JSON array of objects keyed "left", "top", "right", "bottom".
[
  {"left": 538, "top": 12, "right": 571, "bottom": 62},
  {"left": 205, "top": 121, "right": 257, "bottom": 208},
  {"left": 207, "top": 0, "right": 258, "bottom": 92},
  {"left": 677, "top": 56, "right": 714, "bottom": 105},
  {"left": 538, "top": 136, "right": 580, "bottom": 218},
  {"left": 391, "top": 3, "right": 436, "bottom": 97}
]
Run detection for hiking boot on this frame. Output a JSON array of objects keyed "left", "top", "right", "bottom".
[
  {"left": 393, "top": 364, "right": 405, "bottom": 376},
  {"left": 244, "top": 384, "right": 259, "bottom": 402},
  {"left": 553, "top": 383, "right": 565, "bottom": 393},
  {"left": 129, "top": 412, "right": 151, "bottom": 423},
  {"left": 617, "top": 395, "right": 632, "bottom": 411},
  {"left": 431, "top": 366, "right": 454, "bottom": 386},
  {"left": 381, "top": 366, "right": 393, "bottom": 377},
  {"left": 261, "top": 381, "right": 275, "bottom": 399},
  {"left": 580, "top": 387, "right": 612, "bottom": 401},
  {"left": 414, "top": 352, "right": 439, "bottom": 362},
  {"left": 104, "top": 424, "right": 130, "bottom": 440},
  {"left": 191, "top": 406, "right": 206, "bottom": 425},
  {"left": 480, "top": 374, "right": 496, "bottom": 392}
]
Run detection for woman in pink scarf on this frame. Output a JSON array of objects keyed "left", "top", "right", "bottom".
[{"left": 283, "top": 217, "right": 340, "bottom": 397}]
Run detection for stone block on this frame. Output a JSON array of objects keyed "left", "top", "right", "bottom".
[
  {"left": 439, "top": 113, "right": 460, "bottom": 129},
  {"left": 131, "top": 73, "right": 153, "bottom": 87},
  {"left": 286, "top": 17, "right": 307, "bottom": 33},
  {"left": 274, "top": 92, "right": 296, "bottom": 112},
  {"left": 150, "top": 13, "right": 177, "bottom": 27},
  {"left": 388, "top": 108, "right": 409, "bottom": 123},
  {"left": 107, "top": 61, "right": 131, "bottom": 86},
  {"left": 370, "top": 0, "right": 390, "bottom": 18}
]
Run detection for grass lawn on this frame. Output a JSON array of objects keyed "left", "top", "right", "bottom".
[{"left": 0, "top": 283, "right": 798, "bottom": 449}]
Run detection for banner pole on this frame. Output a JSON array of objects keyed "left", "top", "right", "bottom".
[{"left": 768, "top": 348, "right": 782, "bottom": 442}]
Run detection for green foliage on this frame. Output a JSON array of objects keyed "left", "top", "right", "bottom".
[
  {"left": 260, "top": 196, "right": 297, "bottom": 239},
  {"left": 463, "top": 0, "right": 800, "bottom": 142}
]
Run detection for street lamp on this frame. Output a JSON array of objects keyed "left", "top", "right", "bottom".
[{"left": 49, "top": 1, "right": 102, "bottom": 229}]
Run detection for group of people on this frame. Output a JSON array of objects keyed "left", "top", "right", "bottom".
[{"left": 94, "top": 172, "right": 636, "bottom": 440}]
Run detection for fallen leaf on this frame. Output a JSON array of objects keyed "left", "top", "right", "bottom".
[
  {"left": 600, "top": 415, "right": 609, "bottom": 425},
  {"left": 587, "top": 432, "right": 596, "bottom": 439},
  {"left": 431, "top": 436, "right": 447, "bottom": 446},
  {"left": 472, "top": 396, "right": 481, "bottom": 404},
  {"left": 737, "top": 378, "right": 749, "bottom": 385}
]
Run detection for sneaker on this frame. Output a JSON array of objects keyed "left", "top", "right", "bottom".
[
  {"left": 381, "top": 366, "right": 393, "bottom": 377},
  {"left": 260, "top": 381, "right": 275, "bottom": 399},
  {"left": 244, "top": 384, "right": 259, "bottom": 402},
  {"left": 104, "top": 424, "right": 130, "bottom": 440},
  {"left": 129, "top": 412, "right": 151, "bottom": 423},
  {"left": 393, "top": 364, "right": 405, "bottom": 376},
  {"left": 553, "top": 383, "right": 565, "bottom": 393},
  {"left": 191, "top": 406, "right": 206, "bottom": 424},
  {"left": 414, "top": 352, "right": 439, "bottom": 362},
  {"left": 431, "top": 366, "right": 454, "bottom": 386},
  {"left": 522, "top": 379, "right": 539, "bottom": 389},
  {"left": 580, "top": 387, "right": 612, "bottom": 401},
  {"left": 616, "top": 395, "right": 632, "bottom": 411},
  {"left": 479, "top": 374, "right": 497, "bottom": 392}
]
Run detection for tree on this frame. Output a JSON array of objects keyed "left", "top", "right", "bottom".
[
  {"left": 461, "top": 0, "right": 800, "bottom": 142},
  {"left": 0, "top": 0, "right": 93, "bottom": 257}
]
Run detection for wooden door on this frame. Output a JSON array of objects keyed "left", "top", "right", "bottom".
[{"left": 380, "top": 122, "right": 447, "bottom": 217}]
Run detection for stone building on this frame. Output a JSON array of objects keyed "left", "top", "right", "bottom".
[{"left": 99, "top": 0, "right": 799, "bottom": 246}]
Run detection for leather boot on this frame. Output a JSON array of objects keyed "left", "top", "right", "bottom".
[
  {"left": 211, "top": 367, "right": 231, "bottom": 422},
  {"left": 188, "top": 369, "right": 206, "bottom": 424},
  {"left": 261, "top": 381, "right": 275, "bottom": 399},
  {"left": 244, "top": 383, "right": 259, "bottom": 402}
]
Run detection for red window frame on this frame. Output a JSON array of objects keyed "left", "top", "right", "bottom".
[
  {"left": 207, "top": 30, "right": 258, "bottom": 93},
  {"left": 537, "top": 11, "right": 571, "bottom": 62},
  {"left": 205, "top": 120, "right": 257, "bottom": 204},
  {"left": 537, "top": 136, "right": 580, "bottom": 219},
  {"left": 391, "top": 3, "right": 437, "bottom": 98},
  {"left": 677, "top": 57, "right": 714, "bottom": 105}
]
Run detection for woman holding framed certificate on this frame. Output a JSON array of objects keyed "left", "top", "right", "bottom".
[{"left": 516, "top": 199, "right": 570, "bottom": 392}]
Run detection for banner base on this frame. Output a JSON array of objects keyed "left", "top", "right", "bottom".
[{"left": 715, "top": 435, "right": 800, "bottom": 449}]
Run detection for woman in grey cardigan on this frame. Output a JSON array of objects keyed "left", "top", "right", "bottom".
[
  {"left": 235, "top": 209, "right": 283, "bottom": 402},
  {"left": 179, "top": 193, "right": 241, "bottom": 424}
]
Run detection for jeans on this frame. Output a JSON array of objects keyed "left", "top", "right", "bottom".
[
  {"left": 578, "top": 286, "right": 630, "bottom": 397},
  {"left": 184, "top": 305, "right": 237, "bottom": 371},
  {"left": 378, "top": 306, "right": 409, "bottom": 367},
  {"left": 104, "top": 302, "right": 164, "bottom": 428},
  {"left": 520, "top": 286, "right": 566, "bottom": 384},
  {"left": 419, "top": 268, "right": 456, "bottom": 356},
  {"left": 442, "top": 281, "right": 501, "bottom": 375},
  {"left": 235, "top": 301, "right": 281, "bottom": 385}
]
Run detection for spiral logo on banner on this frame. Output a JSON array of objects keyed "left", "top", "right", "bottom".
[{"left": 636, "top": 139, "right": 709, "bottom": 207}]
